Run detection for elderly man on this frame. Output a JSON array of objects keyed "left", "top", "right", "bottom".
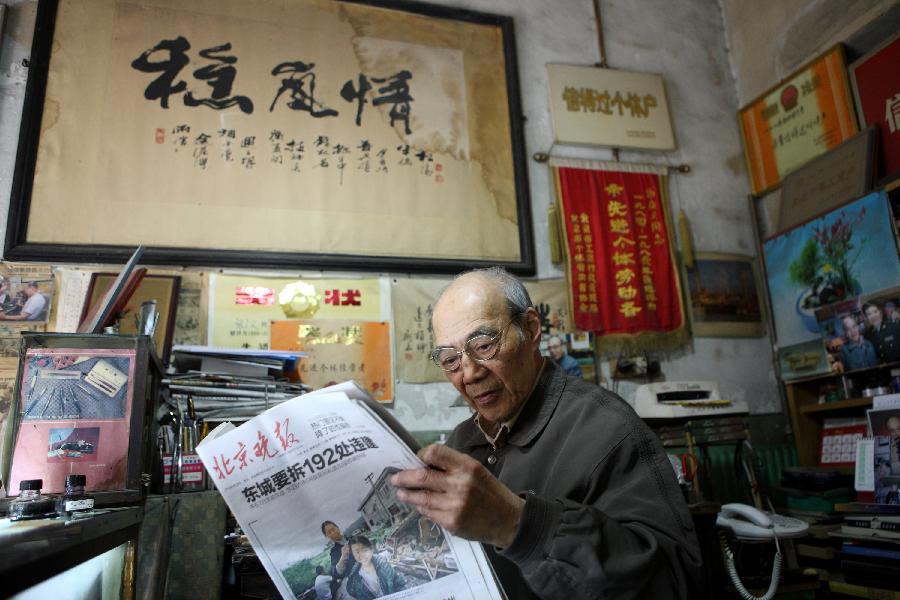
[
  {"left": 836, "top": 315, "right": 878, "bottom": 371},
  {"left": 391, "top": 268, "right": 703, "bottom": 599},
  {"left": 546, "top": 334, "right": 583, "bottom": 377}
]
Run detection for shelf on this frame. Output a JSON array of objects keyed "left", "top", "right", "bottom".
[
  {"left": 799, "top": 397, "right": 873, "bottom": 414},
  {"left": 783, "top": 359, "right": 900, "bottom": 386}
]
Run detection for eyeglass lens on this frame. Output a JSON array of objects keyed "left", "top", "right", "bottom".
[{"left": 433, "top": 333, "right": 501, "bottom": 371}]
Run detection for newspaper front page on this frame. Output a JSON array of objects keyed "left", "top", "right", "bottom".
[{"left": 197, "top": 384, "right": 503, "bottom": 600}]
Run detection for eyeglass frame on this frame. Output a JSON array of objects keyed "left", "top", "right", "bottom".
[{"left": 429, "top": 316, "right": 521, "bottom": 372}]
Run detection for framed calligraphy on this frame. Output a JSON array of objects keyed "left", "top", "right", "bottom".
[
  {"left": 5, "top": 0, "right": 533, "bottom": 275},
  {"left": 738, "top": 45, "right": 859, "bottom": 197}
]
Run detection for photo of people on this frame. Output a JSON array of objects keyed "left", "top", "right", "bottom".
[
  {"left": 270, "top": 464, "right": 460, "bottom": 599},
  {"left": 862, "top": 299, "right": 900, "bottom": 364},
  {"left": 0, "top": 278, "right": 53, "bottom": 324},
  {"left": 874, "top": 434, "right": 900, "bottom": 505},
  {"left": 816, "top": 287, "right": 900, "bottom": 373},
  {"left": 541, "top": 332, "right": 596, "bottom": 382}
]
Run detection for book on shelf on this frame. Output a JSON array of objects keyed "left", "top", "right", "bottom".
[
  {"left": 196, "top": 380, "right": 505, "bottom": 600},
  {"left": 841, "top": 516, "right": 900, "bottom": 540}
]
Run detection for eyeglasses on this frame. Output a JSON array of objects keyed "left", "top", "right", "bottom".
[{"left": 430, "top": 318, "right": 517, "bottom": 372}]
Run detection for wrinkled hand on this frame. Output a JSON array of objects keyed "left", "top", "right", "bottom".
[{"left": 391, "top": 444, "right": 524, "bottom": 548}]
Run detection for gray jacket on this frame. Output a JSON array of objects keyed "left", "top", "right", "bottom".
[{"left": 447, "top": 361, "right": 704, "bottom": 600}]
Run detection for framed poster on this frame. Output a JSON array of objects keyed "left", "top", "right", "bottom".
[
  {"left": 849, "top": 33, "right": 900, "bottom": 181},
  {"left": 6, "top": 348, "right": 137, "bottom": 495},
  {"left": 738, "top": 45, "right": 859, "bottom": 196},
  {"left": 6, "top": 0, "right": 533, "bottom": 275},
  {"left": 81, "top": 273, "right": 181, "bottom": 363},
  {"left": 684, "top": 253, "right": 765, "bottom": 337},
  {"left": 762, "top": 190, "right": 900, "bottom": 348}
]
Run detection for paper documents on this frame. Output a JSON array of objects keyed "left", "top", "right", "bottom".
[{"left": 197, "top": 381, "right": 504, "bottom": 600}]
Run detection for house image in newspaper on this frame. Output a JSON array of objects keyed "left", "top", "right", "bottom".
[{"left": 359, "top": 466, "right": 413, "bottom": 529}]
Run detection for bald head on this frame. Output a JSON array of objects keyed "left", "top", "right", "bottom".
[{"left": 435, "top": 267, "right": 533, "bottom": 318}]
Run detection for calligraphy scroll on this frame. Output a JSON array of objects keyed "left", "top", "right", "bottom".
[
  {"left": 553, "top": 160, "right": 687, "bottom": 354},
  {"left": 9, "top": 0, "right": 531, "bottom": 273}
]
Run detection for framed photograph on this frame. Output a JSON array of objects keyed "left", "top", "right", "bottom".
[
  {"left": 816, "top": 286, "right": 900, "bottom": 372},
  {"left": 777, "top": 339, "right": 830, "bottom": 381},
  {"left": 738, "top": 44, "right": 859, "bottom": 196},
  {"left": 81, "top": 273, "right": 181, "bottom": 364},
  {"left": 0, "top": 277, "right": 54, "bottom": 325},
  {"left": 2, "top": 334, "right": 159, "bottom": 504},
  {"left": 762, "top": 190, "right": 900, "bottom": 347},
  {"left": 777, "top": 127, "right": 876, "bottom": 233},
  {"left": 850, "top": 33, "right": 900, "bottom": 181},
  {"left": 6, "top": 0, "right": 533, "bottom": 275},
  {"left": 684, "top": 253, "right": 765, "bottom": 337}
]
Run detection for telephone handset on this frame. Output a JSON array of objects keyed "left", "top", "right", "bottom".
[
  {"left": 716, "top": 503, "right": 809, "bottom": 540},
  {"left": 716, "top": 504, "right": 809, "bottom": 600}
]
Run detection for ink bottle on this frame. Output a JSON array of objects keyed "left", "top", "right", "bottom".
[
  {"left": 56, "top": 474, "right": 94, "bottom": 517},
  {"left": 9, "top": 479, "right": 56, "bottom": 521}
]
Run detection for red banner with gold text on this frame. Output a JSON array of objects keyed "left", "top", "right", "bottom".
[{"left": 555, "top": 167, "right": 685, "bottom": 349}]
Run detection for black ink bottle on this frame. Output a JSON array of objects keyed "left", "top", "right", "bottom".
[
  {"left": 56, "top": 474, "right": 94, "bottom": 518},
  {"left": 9, "top": 479, "right": 56, "bottom": 521}
]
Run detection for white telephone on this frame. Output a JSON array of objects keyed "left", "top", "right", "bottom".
[
  {"left": 716, "top": 503, "right": 809, "bottom": 540},
  {"left": 716, "top": 504, "right": 809, "bottom": 600}
]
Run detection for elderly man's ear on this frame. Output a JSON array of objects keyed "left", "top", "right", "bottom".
[{"left": 522, "top": 308, "right": 543, "bottom": 343}]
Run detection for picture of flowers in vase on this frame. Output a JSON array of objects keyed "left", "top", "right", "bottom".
[
  {"left": 789, "top": 207, "right": 867, "bottom": 313},
  {"left": 763, "top": 190, "right": 900, "bottom": 348}
]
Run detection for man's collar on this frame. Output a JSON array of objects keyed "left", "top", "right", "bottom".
[{"left": 459, "top": 359, "right": 564, "bottom": 450}]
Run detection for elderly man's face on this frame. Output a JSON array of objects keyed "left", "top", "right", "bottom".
[
  {"left": 843, "top": 317, "right": 861, "bottom": 342},
  {"left": 432, "top": 274, "right": 541, "bottom": 426}
]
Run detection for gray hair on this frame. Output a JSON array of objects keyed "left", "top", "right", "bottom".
[{"left": 444, "top": 266, "right": 533, "bottom": 317}]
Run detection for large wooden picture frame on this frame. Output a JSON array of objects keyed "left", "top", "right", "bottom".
[{"left": 6, "top": 0, "right": 533, "bottom": 275}]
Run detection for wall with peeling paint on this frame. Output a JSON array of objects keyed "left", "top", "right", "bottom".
[
  {"left": 4, "top": 0, "right": 881, "bottom": 435},
  {"left": 719, "top": 0, "right": 898, "bottom": 107}
]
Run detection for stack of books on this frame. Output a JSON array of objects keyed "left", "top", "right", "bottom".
[
  {"left": 165, "top": 346, "right": 309, "bottom": 422},
  {"left": 829, "top": 503, "right": 900, "bottom": 595}
]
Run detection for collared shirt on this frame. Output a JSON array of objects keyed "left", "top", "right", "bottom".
[{"left": 473, "top": 359, "right": 547, "bottom": 449}]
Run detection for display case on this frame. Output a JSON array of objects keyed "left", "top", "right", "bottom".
[{"left": 1, "top": 333, "right": 162, "bottom": 507}]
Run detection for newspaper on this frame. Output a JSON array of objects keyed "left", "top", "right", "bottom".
[{"left": 197, "top": 381, "right": 504, "bottom": 600}]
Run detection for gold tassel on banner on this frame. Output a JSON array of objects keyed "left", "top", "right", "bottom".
[
  {"left": 548, "top": 202, "right": 563, "bottom": 265},
  {"left": 678, "top": 209, "right": 694, "bottom": 269}
]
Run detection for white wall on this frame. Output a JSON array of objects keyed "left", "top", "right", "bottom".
[{"left": 0, "top": 0, "right": 788, "bottom": 433}]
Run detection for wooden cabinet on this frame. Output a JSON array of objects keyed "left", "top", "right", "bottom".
[{"left": 784, "top": 364, "right": 898, "bottom": 466}]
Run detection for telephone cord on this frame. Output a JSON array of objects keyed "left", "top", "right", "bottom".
[{"left": 719, "top": 531, "right": 782, "bottom": 600}]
